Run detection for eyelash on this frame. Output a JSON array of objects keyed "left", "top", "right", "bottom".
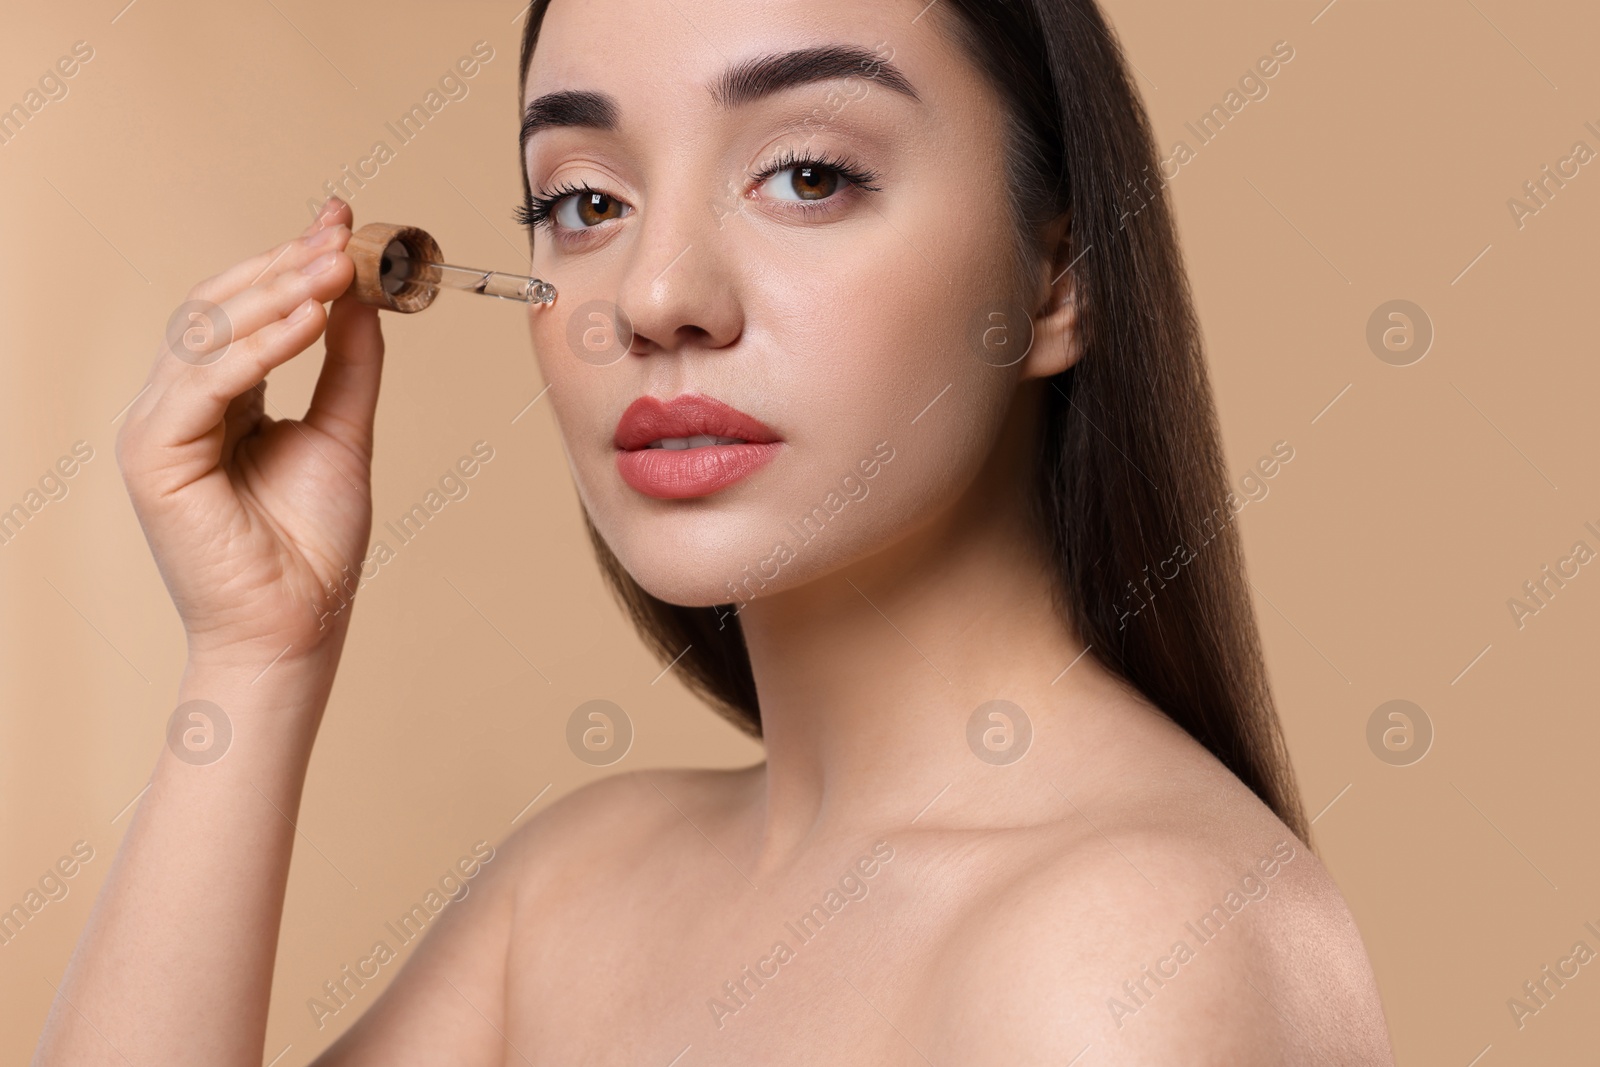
[
  {"left": 514, "top": 180, "right": 588, "bottom": 230},
  {"left": 754, "top": 147, "right": 882, "bottom": 198},
  {"left": 513, "top": 149, "right": 881, "bottom": 235}
]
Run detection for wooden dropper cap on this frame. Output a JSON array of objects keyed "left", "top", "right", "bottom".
[{"left": 344, "top": 222, "right": 444, "bottom": 313}]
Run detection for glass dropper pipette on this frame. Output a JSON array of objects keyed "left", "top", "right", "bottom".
[{"left": 380, "top": 241, "right": 557, "bottom": 306}]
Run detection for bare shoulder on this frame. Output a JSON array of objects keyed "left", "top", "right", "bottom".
[
  {"left": 495, "top": 764, "right": 757, "bottom": 897},
  {"left": 919, "top": 762, "right": 1393, "bottom": 1065},
  {"left": 309, "top": 765, "right": 753, "bottom": 1064}
]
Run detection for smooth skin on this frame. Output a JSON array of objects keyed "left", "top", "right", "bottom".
[{"left": 36, "top": 0, "right": 1394, "bottom": 1063}]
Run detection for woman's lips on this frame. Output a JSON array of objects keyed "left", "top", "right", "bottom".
[
  {"left": 616, "top": 442, "right": 783, "bottom": 499},
  {"left": 613, "top": 393, "right": 783, "bottom": 499}
]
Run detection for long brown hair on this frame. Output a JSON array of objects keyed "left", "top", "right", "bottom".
[{"left": 517, "top": 0, "right": 1311, "bottom": 843}]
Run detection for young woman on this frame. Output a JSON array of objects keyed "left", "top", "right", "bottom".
[{"left": 37, "top": 0, "right": 1394, "bottom": 1062}]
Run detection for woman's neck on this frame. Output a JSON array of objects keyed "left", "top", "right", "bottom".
[{"left": 732, "top": 386, "right": 1105, "bottom": 877}]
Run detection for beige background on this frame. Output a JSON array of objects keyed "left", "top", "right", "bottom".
[{"left": 2, "top": 0, "right": 1597, "bottom": 1062}]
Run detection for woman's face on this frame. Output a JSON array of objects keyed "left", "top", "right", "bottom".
[{"left": 523, "top": 0, "right": 1063, "bottom": 610}]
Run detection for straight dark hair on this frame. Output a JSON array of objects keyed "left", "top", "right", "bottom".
[{"left": 517, "top": 0, "right": 1311, "bottom": 844}]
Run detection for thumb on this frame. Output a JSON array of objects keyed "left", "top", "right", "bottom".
[{"left": 305, "top": 290, "right": 386, "bottom": 457}]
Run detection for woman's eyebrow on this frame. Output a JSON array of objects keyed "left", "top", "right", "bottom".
[
  {"left": 711, "top": 44, "right": 919, "bottom": 108},
  {"left": 521, "top": 44, "right": 918, "bottom": 153},
  {"left": 521, "top": 90, "right": 619, "bottom": 153}
]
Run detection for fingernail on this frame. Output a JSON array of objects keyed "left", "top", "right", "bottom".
[
  {"left": 301, "top": 196, "right": 344, "bottom": 235},
  {"left": 289, "top": 298, "right": 318, "bottom": 323},
  {"left": 307, "top": 223, "right": 346, "bottom": 248},
  {"left": 302, "top": 251, "right": 340, "bottom": 276}
]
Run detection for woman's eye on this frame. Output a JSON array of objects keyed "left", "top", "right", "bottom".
[
  {"left": 555, "top": 191, "right": 627, "bottom": 229},
  {"left": 759, "top": 164, "right": 843, "bottom": 202}
]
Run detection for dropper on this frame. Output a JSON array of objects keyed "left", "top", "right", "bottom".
[
  {"left": 344, "top": 222, "right": 557, "bottom": 314},
  {"left": 381, "top": 244, "right": 557, "bottom": 306}
]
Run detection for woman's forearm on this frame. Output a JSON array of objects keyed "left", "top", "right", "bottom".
[{"left": 33, "top": 652, "right": 339, "bottom": 1067}]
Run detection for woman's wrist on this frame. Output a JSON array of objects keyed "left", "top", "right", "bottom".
[
  {"left": 172, "top": 645, "right": 343, "bottom": 764},
  {"left": 182, "top": 614, "right": 353, "bottom": 678}
]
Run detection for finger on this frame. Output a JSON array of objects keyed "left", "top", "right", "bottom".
[
  {"left": 149, "top": 224, "right": 351, "bottom": 401},
  {"left": 136, "top": 229, "right": 354, "bottom": 454},
  {"left": 146, "top": 296, "right": 331, "bottom": 449},
  {"left": 302, "top": 195, "right": 353, "bottom": 237},
  {"left": 122, "top": 198, "right": 359, "bottom": 478},
  {"left": 214, "top": 226, "right": 353, "bottom": 342},
  {"left": 186, "top": 202, "right": 352, "bottom": 308},
  {"left": 305, "top": 290, "right": 385, "bottom": 456},
  {"left": 221, "top": 379, "right": 267, "bottom": 463},
  {"left": 160, "top": 236, "right": 355, "bottom": 387}
]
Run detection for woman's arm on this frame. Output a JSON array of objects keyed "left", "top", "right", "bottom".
[
  {"left": 33, "top": 197, "right": 394, "bottom": 1065},
  {"left": 39, "top": 645, "right": 528, "bottom": 1067},
  {"left": 34, "top": 654, "right": 338, "bottom": 1065}
]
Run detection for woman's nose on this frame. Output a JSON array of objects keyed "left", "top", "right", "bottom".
[{"left": 611, "top": 186, "right": 745, "bottom": 357}]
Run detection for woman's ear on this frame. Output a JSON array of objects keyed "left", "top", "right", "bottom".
[{"left": 1020, "top": 212, "right": 1082, "bottom": 382}]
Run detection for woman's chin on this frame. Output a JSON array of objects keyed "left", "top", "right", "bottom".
[
  {"left": 610, "top": 526, "right": 831, "bottom": 609},
  {"left": 624, "top": 569, "right": 749, "bottom": 609}
]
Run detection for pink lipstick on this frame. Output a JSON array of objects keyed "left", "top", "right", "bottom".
[{"left": 613, "top": 393, "right": 783, "bottom": 499}]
